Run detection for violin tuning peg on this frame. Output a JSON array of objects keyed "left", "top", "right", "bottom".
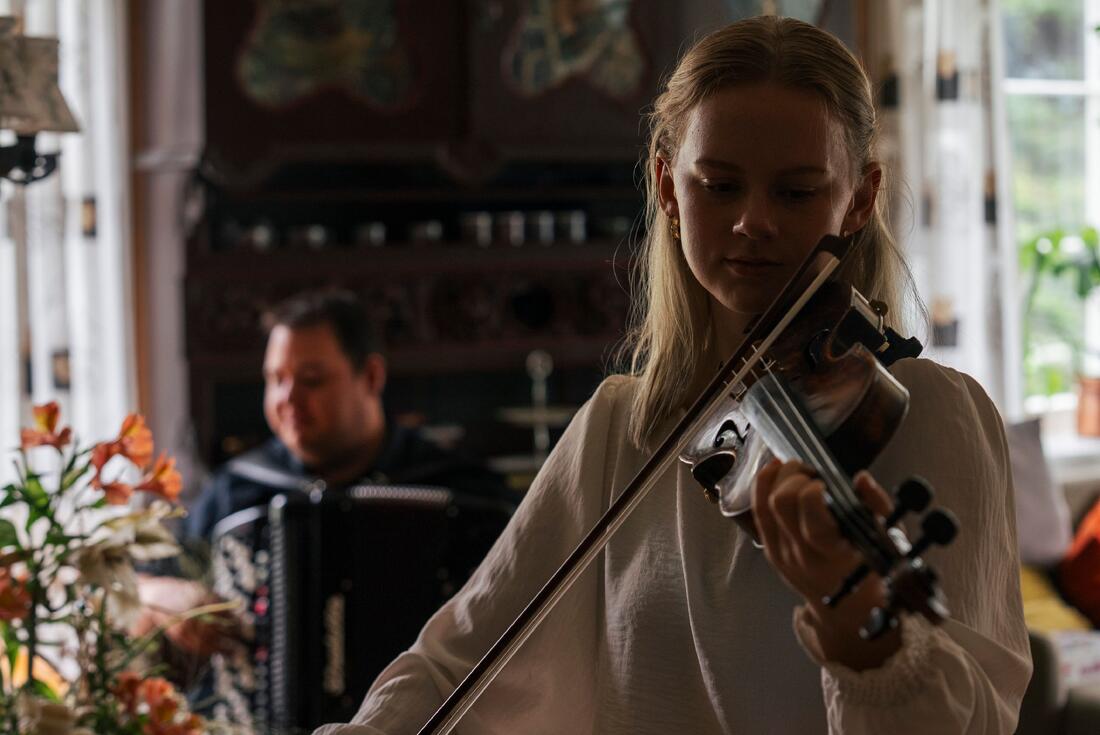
[
  {"left": 908, "top": 508, "right": 959, "bottom": 559},
  {"left": 885, "top": 477, "right": 933, "bottom": 528},
  {"left": 822, "top": 563, "right": 870, "bottom": 608}
]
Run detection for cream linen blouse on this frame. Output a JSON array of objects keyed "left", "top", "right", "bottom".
[{"left": 314, "top": 357, "right": 1032, "bottom": 734}]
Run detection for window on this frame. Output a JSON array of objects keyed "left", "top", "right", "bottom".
[{"left": 1002, "top": 0, "right": 1100, "bottom": 412}]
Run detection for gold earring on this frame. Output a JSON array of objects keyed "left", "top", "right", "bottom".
[{"left": 669, "top": 216, "right": 681, "bottom": 241}]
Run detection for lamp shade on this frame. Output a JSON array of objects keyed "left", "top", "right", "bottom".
[
  {"left": 0, "top": 33, "right": 34, "bottom": 130},
  {"left": 0, "top": 17, "right": 79, "bottom": 135}
]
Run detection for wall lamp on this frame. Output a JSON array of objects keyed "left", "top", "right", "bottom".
[{"left": 0, "top": 16, "right": 79, "bottom": 185}]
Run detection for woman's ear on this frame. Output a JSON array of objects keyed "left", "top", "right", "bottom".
[
  {"left": 656, "top": 155, "right": 679, "bottom": 218},
  {"left": 841, "top": 163, "right": 882, "bottom": 234}
]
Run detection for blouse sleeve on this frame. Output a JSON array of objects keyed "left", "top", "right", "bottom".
[
  {"left": 312, "top": 377, "right": 630, "bottom": 735},
  {"left": 793, "top": 358, "right": 1032, "bottom": 734}
]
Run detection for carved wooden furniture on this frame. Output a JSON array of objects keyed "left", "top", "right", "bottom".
[{"left": 186, "top": 0, "right": 680, "bottom": 469}]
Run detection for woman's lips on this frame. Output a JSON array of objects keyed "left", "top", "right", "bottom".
[{"left": 723, "top": 258, "right": 782, "bottom": 277}]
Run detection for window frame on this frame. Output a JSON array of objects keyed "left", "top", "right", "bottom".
[{"left": 1000, "top": 0, "right": 1100, "bottom": 417}]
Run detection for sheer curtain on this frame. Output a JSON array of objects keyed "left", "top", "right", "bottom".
[
  {"left": 865, "top": 0, "right": 1018, "bottom": 414},
  {"left": 0, "top": 0, "right": 135, "bottom": 481}
]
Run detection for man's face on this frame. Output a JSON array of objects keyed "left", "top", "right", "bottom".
[{"left": 262, "top": 323, "right": 384, "bottom": 467}]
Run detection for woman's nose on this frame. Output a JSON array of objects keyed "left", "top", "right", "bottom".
[{"left": 732, "top": 191, "right": 778, "bottom": 240}]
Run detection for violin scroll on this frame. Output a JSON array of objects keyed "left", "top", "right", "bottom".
[{"left": 819, "top": 477, "right": 959, "bottom": 639}]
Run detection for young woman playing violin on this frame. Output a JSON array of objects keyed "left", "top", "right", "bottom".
[{"left": 317, "top": 16, "right": 1030, "bottom": 735}]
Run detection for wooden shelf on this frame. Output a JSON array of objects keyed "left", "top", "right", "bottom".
[{"left": 186, "top": 241, "right": 631, "bottom": 278}]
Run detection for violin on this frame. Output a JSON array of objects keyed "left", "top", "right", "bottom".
[{"left": 418, "top": 233, "right": 957, "bottom": 735}]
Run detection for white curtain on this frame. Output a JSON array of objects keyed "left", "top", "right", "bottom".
[
  {"left": 0, "top": 0, "right": 135, "bottom": 480},
  {"left": 866, "top": 0, "right": 1018, "bottom": 413}
]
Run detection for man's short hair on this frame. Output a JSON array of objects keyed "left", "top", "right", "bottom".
[{"left": 264, "top": 289, "right": 380, "bottom": 369}]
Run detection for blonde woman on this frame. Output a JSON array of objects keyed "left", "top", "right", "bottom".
[{"left": 316, "top": 16, "right": 1030, "bottom": 734}]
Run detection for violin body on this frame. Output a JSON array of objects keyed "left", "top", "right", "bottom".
[
  {"left": 682, "top": 280, "right": 910, "bottom": 524},
  {"left": 681, "top": 271, "right": 956, "bottom": 640}
]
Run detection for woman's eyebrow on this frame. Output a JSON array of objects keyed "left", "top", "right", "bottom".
[
  {"left": 693, "top": 158, "right": 827, "bottom": 176},
  {"left": 694, "top": 157, "right": 742, "bottom": 171}
]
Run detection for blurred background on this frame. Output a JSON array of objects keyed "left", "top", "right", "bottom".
[
  {"left": 4, "top": 1, "right": 1100, "bottom": 732},
  {"left": 0, "top": 0, "right": 1095, "bottom": 496}
]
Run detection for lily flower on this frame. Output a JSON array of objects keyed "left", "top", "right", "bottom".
[
  {"left": 115, "top": 414, "right": 154, "bottom": 468},
  {"left": 91, "top": 414, "right": 154, "bottom": 479},
  {"left": 98, "top": 502, "right": 182, "bottom": 562},
  {"left": 74, "top": 540, "right": 140, "bottom": 627},
  {"left": 20, "top": 401, "right": 72, "bottom": 451},
  {"left": 134, "top": 452, "right": 182, "bottom": 503},
  {"left": 113, "top": 671, "right": 143, "bottom": 715},
  {"left": 113, "top": 673, "right": 204, "bottom": 735},
  {"left": 76, "top": 502, "right": 182, "bottom": 625},
  {"left": 95, "top": 479, "right": 134, "bottom": 506}
]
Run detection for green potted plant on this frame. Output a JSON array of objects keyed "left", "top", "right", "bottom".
[{"left": 1020, "top": 225, "right": 1100, "bottom": 433}]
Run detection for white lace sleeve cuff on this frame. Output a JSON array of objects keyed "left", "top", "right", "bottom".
[{"left": 792, "top": 605, "right": 937, "bottom": 707}]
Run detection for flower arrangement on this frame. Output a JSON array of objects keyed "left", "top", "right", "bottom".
[{"left": 0, "top": 402, "right": 223, "bottom": 734}]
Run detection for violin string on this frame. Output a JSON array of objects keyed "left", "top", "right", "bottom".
[
  {"left": 746, "top": 362, "right": 848, "bottom": 495},
  {"left": 746, "top": 363, "right": 881, "bottom": 551}
]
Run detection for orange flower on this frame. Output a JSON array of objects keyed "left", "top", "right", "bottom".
[
  {"left": 91, "top": 414, "right": 159, "bottom": 503},
  {"left": 0, "top": 567, "right": 31, "bottom": 621},
  {"left": 138, "top": 676, "right": 175, "bottom": 711},
  {"left": 94, "top": 479, "right": 134, "bottom": 506},
  {"left": 92, "top": 415, "right": 154, "bottom": 472},
  {"left": 115, "top": 414, "right": 154, "bottom": 468},
  {"left": 113, "top": 671, "right": 142, "bottom": 714},
  {"left": 134, "top": 452, "right": 182, "bottom": 502},
  {"left": 90, "top": 441, "right": 114, "bottom": 475},
  {"left": 113, "top": 673, "right": 204, "bottom": 734},
  {"left": 132, "top": 677, "right": 207, "bottom": 735},
  {"left": 20, "top": 401, "right": 72, "bottom": 450},
  {"left": 144, "top": 715, "right": 204, "bottom": 735}
]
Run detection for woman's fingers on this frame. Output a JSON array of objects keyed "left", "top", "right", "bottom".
[
  {"left": 853, "top": 470, "right": 893, "bottom": 518},
  {"left": 798, "top": 481, "right": 843, "bottom": 555},
  {"left": 751, "top": 458, "right": 783, "bottom": 553},
  {"left": 753, "top": 460, "right": 883, "bottom": 565}
]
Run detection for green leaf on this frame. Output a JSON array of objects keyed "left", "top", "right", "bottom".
[
  {"left": 0, "top": 519, "right": 17, "bottom": 550},
  {"left": 44, "top": 529, "right": 73, "bottom": 547},
  {"left": 1083, "top": 226, "right": 1099, "bottom": 248},
  {"left": 22, "top": 678, "right": 60, "bottom": 702},
  {"left": 0, "top": 621, "right": 19, "bottom": 680},
  {"left": 58, "top": 453, "right": 87, "bottom": 492},
  {"left": 21, "top": 474, "right": 48, "bottom": 508},
  {"left": 1077, "top": 268, "right": 1093, "bottom": 299}
]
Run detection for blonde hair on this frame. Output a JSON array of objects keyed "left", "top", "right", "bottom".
[{"left": 620, "top": 15, "right": 922, "bottom": 448}]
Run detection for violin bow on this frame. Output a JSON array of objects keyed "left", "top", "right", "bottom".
[{"left": 417, "top": 235, "right": 852, "bottom": 734}]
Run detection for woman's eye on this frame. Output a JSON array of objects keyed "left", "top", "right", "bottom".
[
  {"left": 701, "top": 180, "right": 739, "bottom": 194},
  {"left": 780, "top": 188, "right": 817, "bottom": 202}
]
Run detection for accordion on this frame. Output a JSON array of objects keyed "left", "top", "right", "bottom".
[{"left": 208, "top": 484, "right": 514, "bottom": 734}]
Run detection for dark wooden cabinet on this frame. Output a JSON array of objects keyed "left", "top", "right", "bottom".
[
  {"left": 202, "top": 0, "right": 680, "bottom": 176},
  {"left": 203, "top": 0, "right": 468, "bottom": 173},
  {"left": 187, "top": 0, "right": 679, "bottom": 472}
]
